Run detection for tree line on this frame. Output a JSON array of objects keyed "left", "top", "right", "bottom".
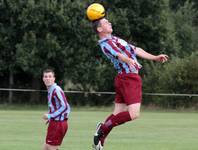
[{"left": 0, "top": 0, "right": 197, "bottom": 107}]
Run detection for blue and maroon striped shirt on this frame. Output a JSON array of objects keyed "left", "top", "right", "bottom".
[
  {"left": 98, "top": 35, "right": 142, "bottom": 74},
  {"left": 47, "top": 83, "right": 70, "bottom": 121}
]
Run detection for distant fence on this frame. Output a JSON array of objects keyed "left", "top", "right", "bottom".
[
  {"left": 0, "top": 88, "right": 198, "bottom": 97},
  {"left": 0, "top": 88, "right": 198, "bottom": 108}
]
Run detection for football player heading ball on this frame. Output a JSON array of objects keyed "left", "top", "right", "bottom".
[{"left": 87, "top": 3, "right": 169, "bottom": 150}]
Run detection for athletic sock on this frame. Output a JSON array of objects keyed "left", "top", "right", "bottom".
[
  {"left": 104, "top": 114, "right": 115, "bottom": 123},
  {"left": 101, "top": 111, "right": 131, "bottom": 134},
  {"left": 100, "top": 111, "right": 131, "bottom": 144},
  {"left": 100, "top": 114, "right": 115, "bottom": 145}
]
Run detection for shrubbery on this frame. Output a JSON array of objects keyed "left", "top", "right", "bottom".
[{"left": 143, "top": 52, "right": 198, "bottom": 108}]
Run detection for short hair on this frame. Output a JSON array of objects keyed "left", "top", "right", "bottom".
[
  {"left": 92, "top": 19, "right": 102, "bottom": 33},
  {"left": 43, "top": 68, "right": 55, "bottom": 77}
]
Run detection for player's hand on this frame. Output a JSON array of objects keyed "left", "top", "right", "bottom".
[
  {"left": 155, "top": 54, "right": 169, "bottom": 63},
  {"left": 128, "top": 59, "right": 141, "bottom": 69},
  {"left": 42, "top": 113, "right": 48, "bottom": 120}
]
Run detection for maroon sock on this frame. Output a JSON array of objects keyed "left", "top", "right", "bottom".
[
  {"left": 100, "top": 114, "right": 115, "bottom": 145},
  {"left": 104, "top": 114, "right": 115, "bottom": 123},
  {"left": 101, "top": 111, "right": 131, "bottom": 134},
  {"left": 111, "top": 111, "right": 131, "bottom": 127},
  {"left": 100, "top": 111, "right": 131, "bottom": 145}
]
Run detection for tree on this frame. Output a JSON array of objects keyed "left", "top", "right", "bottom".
[
  {"left": 169, "top": 1, "right": 198, "bottom": 57},
  {"left": 0, "top": 0, "right": 26, "bottom": 103}
]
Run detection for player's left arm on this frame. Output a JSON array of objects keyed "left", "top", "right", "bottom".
[
  {"left": 134, "top": 47, "right": 169, "bottom": 63},
  {"left": 48, "top": 89, "right": 67, "bottom": 119}
]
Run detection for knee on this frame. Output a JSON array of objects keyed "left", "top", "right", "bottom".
[
  {"left": 42, "top": 144, "right": 48, "bottom": 150},
  {"left": 129, "top": 112, "right": 140, "bottom": 120}
]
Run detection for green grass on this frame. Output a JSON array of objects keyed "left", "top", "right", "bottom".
[{"left": 0, "top": 109, "right": 198, "bottom": 150}]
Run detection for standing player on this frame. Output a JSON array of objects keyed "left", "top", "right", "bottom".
[
  {"left": 42, "top": 68, "right": 71, "bottom": 150},
  {"left": 92, "top": 18, "right": 169, "bottom": 150}
]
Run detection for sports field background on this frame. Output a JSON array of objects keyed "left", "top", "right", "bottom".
[{"left": 0, "top": 107, "right": 198, "bottom": 150}]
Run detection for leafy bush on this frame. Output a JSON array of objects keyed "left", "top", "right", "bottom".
[{"left": 143, "top": 52, "right": 198, "bottom": 108}]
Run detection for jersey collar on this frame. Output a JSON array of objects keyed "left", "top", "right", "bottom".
[{"left": 98, "top": 35, "right": 113, "bottom": 44}]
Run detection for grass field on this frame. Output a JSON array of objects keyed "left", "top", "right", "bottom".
[{"left": 0, "top": 108, "right": 198, "bottom": 150}]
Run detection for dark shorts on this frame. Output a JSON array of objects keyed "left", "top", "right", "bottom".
[
  {"left": 114, "top": 73, "right": 142, "bottom": 105},
  {"left": 46, "top": 120, "right": 68, "bottom": 146}
]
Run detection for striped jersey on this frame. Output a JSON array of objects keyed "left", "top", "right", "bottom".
[
  {"left": 98, "top": 35, "right": 142, "bottom": 74},
  {"left": 47, "top": 83, "right": 70, "bottom": 121}
]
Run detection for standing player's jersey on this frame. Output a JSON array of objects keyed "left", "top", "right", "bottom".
[
  {"left": 98, "top": 35, "right": 142, "bottom": 74},
  {"left": 47, "top": 83, "right": 71, "bottom": 121}
]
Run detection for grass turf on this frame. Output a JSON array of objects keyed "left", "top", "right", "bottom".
[{"left": 0, "top": 109, "right": 198, "bottom": 150}]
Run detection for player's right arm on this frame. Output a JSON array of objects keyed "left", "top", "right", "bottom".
[
  {"left": 104, "top": 40, "right": 138, "bottom": 69},
  {"left": 117, "top": 53, "right": 139, "bottom": 70}
]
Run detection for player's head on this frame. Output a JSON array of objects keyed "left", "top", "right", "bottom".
[
  {"left": 43, "top": 68, "right": 55, "bottom": 88},
  {"left": 92, "top": 18, "right": 113, "bottom": 35}
]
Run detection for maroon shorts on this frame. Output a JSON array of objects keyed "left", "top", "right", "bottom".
[
  {"left": 114, "top": 73, "right": 142, "bottom": 105},
  {"left": 46, "top": 120, "right": 68, "bottom": 146}
]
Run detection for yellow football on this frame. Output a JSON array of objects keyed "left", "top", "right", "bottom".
[{"left": 86, "top": 3, "right": 105, "bottom": 21}]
